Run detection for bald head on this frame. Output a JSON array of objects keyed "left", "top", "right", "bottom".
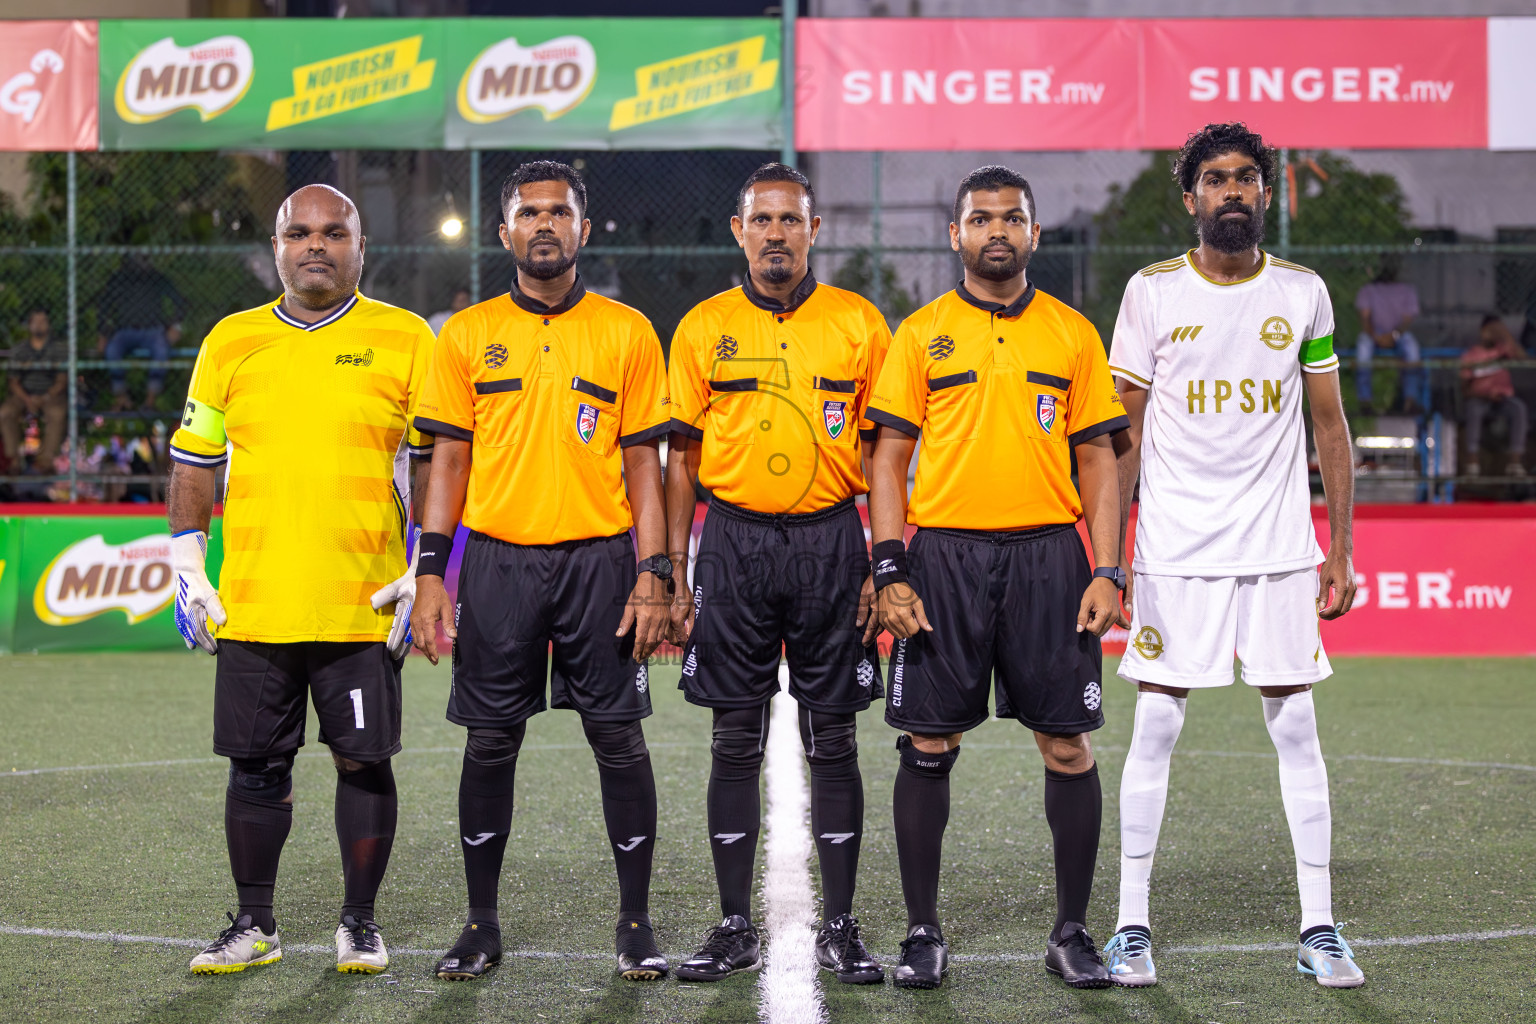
[{"left": 272, "top": 184, "right": 365, "bottom": 313}]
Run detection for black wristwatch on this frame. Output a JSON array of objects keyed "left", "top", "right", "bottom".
[
  {"left": 1093, "top": 566, "right": 1127, "bottom": 591},
  {"left": 637, "top": 554, "right": 674, "bottom": 587}
]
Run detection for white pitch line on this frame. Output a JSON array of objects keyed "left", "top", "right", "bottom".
[
  {"left": 3, "top": 924, "right": 1530, "bottom": 967},
  {"left": 944, "top": 926, "right": 1536, "bottom": 962},
  {"left": 0, "top": 925, "right": 604, "bottom": 960},
  {"left": 757, "top": 666, "right": 827, "bottom": 1024}
]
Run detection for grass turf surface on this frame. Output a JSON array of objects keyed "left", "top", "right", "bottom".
[{"left": 0, "top": 653, "right": 1531, "bottom": 1023}]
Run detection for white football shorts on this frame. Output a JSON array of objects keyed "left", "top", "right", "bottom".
[{"left": 1117, "top": 567, "right": 1332, "bottom": 689}]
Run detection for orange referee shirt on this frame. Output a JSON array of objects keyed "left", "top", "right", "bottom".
[
  {"left": 414, "top": 277, "right": 670, "bottom": 546},
  {"left": 668, "top": 272, "right": 892, "bottom": 514},
  {"left": 868, "top": 283, "right": 1127, "bottom": 531}
]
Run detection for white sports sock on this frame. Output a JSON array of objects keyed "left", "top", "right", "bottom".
[
  {"left": 1262, "top": 691, "right": 1334, "bottom": 933},
  {"left": 1116, "top": 691, "right": 1186, "bottom": 932}
]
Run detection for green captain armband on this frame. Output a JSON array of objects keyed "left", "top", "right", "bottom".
[
  {"left": 181, "top": 399, "right": 227, "bottom": 446},
  {"left": 1298, "top": 334, "right": 1334, "bottom": 365}
]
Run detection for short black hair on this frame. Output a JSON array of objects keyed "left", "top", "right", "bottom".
[
  {"left": 952, "top": 165, "right": 1036, "bottom": 225},
  {"left": 1174, "top": 122, "right": 1277, "bottom": 195},
  {"left": 25, "top": 307, "right": 49, "bottom": 321},
  {"left": 500, "top": 160, "right": 587, "bottom": 221},
  {"left": 737, "top": 162, "right": 816, "bottom": 217}
]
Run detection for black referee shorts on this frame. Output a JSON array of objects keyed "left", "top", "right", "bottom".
[
  {"left": 213, "top": 640, "right": 404, "bottom": 762},
  {"left": 680, "top": 497, "right": 883, "bottom": 715},
  {"left": 449, "top": 530, "right": 650, "bottom": 729},
  {"left": 884, "top": 524, "right": 1105, "bottom": 736}
]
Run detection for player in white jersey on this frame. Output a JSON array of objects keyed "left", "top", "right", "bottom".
[{"left": 1103, "top": 124, "right": 1363, "bottom": 989}]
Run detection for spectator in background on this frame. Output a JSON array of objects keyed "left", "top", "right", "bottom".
[
  {"left": 97, "top": 255, "right": 187, "bottom": 412},
  {"left": 1460, "top": 316, "right": 1528, "bottom": 478},
  {"left": 1, "top": 308, "right": 68, "bottom": 472},
  {"left": 1354, "top": 257, "right": 1423, "bottom": 416},
  {"left": 426, "top": 286, "right": 471, "bottom": 335}
]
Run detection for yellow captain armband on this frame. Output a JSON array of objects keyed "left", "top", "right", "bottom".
[{"left": 182, "top": 399, "right": 227, "bottom": 446}]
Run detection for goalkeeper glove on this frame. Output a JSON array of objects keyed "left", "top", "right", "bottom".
[
  {"left": 370, "top": 526, "right": 420, "bottom": 658},
  {"left": 172, "top": 530, "right": 226, "bottom": 654}
]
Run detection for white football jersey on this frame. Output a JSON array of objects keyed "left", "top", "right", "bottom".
[{"left": 1108, "top": 250, "right": 1340, "bottom": 577}]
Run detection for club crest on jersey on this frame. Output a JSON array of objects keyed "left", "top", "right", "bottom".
[
  {"left": 716, "top": 335, "right": 738, "bottom": 360},
  {"left": 485, "top": 343, "right": 508, "bottom": 369},
  {"left": 1260, "top": 315, "right": 1295, "bottom": 351},
  {"left": 576, "top": 402, "right": 599, "bottom": 444},
  {"left": 334, "top": 348, "right": 374, "bottom": 367},
  {"left": 823, "top": 400, "right": 847, "bottom": 439},
  {"left": 1036, "top": 393, "right": 1057, "bottom": 434},
  {"left": 928, "top": 335, "right": 955, "bottom": 360}
]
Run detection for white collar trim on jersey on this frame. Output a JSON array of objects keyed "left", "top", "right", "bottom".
[{"left": 272, "top": 292, "right": 359, "bottom": 331}]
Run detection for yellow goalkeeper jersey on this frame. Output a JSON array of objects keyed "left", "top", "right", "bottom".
[{"left": 170, "top": 292, "right": 435, "bottom": 643}]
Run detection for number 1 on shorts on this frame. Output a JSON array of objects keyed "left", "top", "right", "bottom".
[{"left": 348, "top": 687, "right": 365, "bottom": 729}]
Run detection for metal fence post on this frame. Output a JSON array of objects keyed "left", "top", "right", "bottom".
[
  {"left": 871, "top": 151, "right": 884, "bottom": 316},
  {"left": 66, "top": 151, "right": 78, "bottom": 503},
  {"left": 780, "top": 1, "right": 796, "bottom": 166},
  {"left": 469, "top": 149, "right": 481, "bottom": 302},
  {"left": 1278, "top": 147, "right": 1290, "bottom": 259}
]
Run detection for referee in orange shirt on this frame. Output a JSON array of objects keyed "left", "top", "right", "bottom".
[
  {"left": 867, "top": 166, "right": 1127, "bottom": 990},
  {"left": 666, "top": 164, "right": 891, "bottom": 983},
  {"left": 410, "top": 162, "right": 673, "bottom": 982}
]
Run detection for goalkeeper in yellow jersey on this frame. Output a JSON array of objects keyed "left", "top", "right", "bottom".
[{"left": 166, "top": 185, "right": 435, "bottom": 977}]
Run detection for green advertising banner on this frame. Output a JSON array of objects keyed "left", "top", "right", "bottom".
[
  {"left": 1, "top": 516, "right": 224, "bottom": 654},
  {"left": 97, "top": 18, "right": 781, "bottom": 151}
]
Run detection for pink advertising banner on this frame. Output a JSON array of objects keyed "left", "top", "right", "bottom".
[
  {"left": 796, "top": 18, "right": 1492, "bottom": 151},
  {"left": 0, "top": 20, "right": 98, "bottom": 152}
]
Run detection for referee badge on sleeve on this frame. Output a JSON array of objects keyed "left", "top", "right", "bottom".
[
  {"left": 577, "top": 402, "right": 599, "bottom": 444},
  {"left": 823, "top": 400, "right": 846, "bottom": 440},
  {"left": 1036, "top": 393, "right": 1057, "bottom": 435}
]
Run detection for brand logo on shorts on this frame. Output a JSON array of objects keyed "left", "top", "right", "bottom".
[
  {"left": 334, "top": 348, "right": 374, "bottom": 366},
  {"left": 856, "top": 658, "right": 875, "bottom": 689},
  {"left": 1132, "top": 625, "right": 1164, "bottom": 660},
  {"left": 485, "top": 342, "right": 508, "bottom": 369},
  {"left": 1037, "top": 393, "right": 1057, "bottom": 435},
  {"left": 928, "top": 335, "right": 954, "bottom": 360},
  {"left": 890, "top": 639, "right": 906, "bottom": 707},
  {"left": 576, "top": 402, "right": 599, "bottom": 443},
  {"left": 1260, "top": 315, "right": 1295, "bottom": 351},
  {"left": 693, "top": 585, "right": 703, "bottom": 618},
  {"left": 635, "top": 662, "right": 649, "bottom": 694},
  {"left": 715, "top": 335, "right": 737, "bottom": 360},
  {"left": 682, "top": 649, "right": 698, "bottom": 677},
  {"left": 823, "top": 400, "right": 847, "bottom": 440},
  {"left": 1083, "top": 680, "right": 1102, "bottom": 712}
]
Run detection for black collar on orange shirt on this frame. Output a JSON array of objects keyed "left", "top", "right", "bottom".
[
  {"left": 509, "top": 273, "right": 587, "bottom": 316},
  {"left": 955, "top": 280, "right": 1036, "bottom": 318},
  {"left": 742, "top": 268, "right": 818, "bottom": 314}
]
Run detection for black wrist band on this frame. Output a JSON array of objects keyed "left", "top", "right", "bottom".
[
  {"left": 416, "top": 531, "right": 454, "bottom": 578},
  {"left": 871, "top": 539, "right": 909, "bottom": 591}
]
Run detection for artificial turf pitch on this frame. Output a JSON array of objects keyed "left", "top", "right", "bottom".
[{"left": 0, "top": 653, "right": 1531, "bottom": 1023}]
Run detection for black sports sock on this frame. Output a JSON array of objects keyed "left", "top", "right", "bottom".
[
  {"left": 893, "top": 738, "right": 954, "bottom": 929},
  {"left": 1043, "top": 763, "right": 1102, "bottom": 940},
  {"left": 335, "top": 758, "right": 398, "bottom": 922},
  {"left": 226, "top": 790, "right": 292, "bottom": 934},
  {"left": 583, "top": 718, "right": 658, "bottom": 916},
  {"left": 708, "top": 705, "right": 768, "bottom": 921},
  {"left": 458, "top": 752, "right": 517, "bottom": 922},
  {"left": 802, "top": 708, "right": 863, "bottom": 922}
]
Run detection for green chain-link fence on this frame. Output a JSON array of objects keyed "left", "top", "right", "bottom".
[{"left": 2, "top": 148, "right": 1533, "bottom": 502}]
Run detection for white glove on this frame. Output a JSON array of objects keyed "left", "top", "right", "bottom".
[
  {"left": 370, "top": 527, "right": 421, "bottom": 659},
  {"left": 172, "top": 530, "right": 226, "bottom": 655}
]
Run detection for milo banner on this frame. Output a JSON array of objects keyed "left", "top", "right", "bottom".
[
  {"left": 0, "top": 515, "right": 223, "bottom": 654},
  {"left": 97, "top": 18, "right": 781, "bottom": 151}
]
